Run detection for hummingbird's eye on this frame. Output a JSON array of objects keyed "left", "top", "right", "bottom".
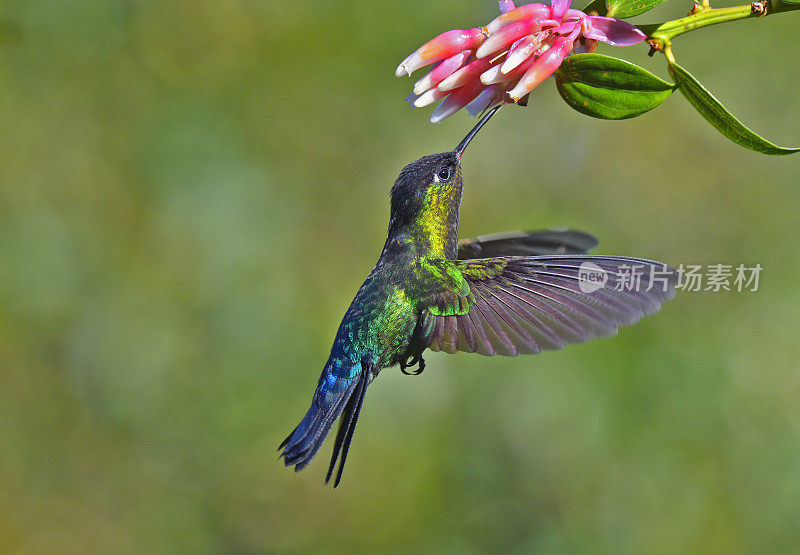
[{"left": 435, "top": 167, "right": 452, "bottom": 182}]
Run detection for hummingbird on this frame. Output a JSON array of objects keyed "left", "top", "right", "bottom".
[{"left": 280, "top": 106, "right": 677, "bottom": 487}]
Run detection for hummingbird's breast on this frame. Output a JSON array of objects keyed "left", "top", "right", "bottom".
[{"left": 329, "top": 261, "right": 420, "bottom": 370}]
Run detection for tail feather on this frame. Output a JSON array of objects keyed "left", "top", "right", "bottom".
[
  {"left": 281, "top": 380, "right": 357, "bottom": 470},
  {"left": 325, "top": 370, "right": 369, "bottom": 487},
  {"left": 280, "top": 356, "right": 374, "bottom": 485}
]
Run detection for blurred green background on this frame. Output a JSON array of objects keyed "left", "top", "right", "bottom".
[{"left": 1, "top": 0, "right": 799, "bottom": 552}]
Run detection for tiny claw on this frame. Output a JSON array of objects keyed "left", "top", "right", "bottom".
[{"left": 400, "top": 354, "right": 426, "bottom": 375}]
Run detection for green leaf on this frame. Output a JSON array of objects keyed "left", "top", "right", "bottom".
[
  {"left": 780, "top": 0, "right": 800, "bottom": 5},
  {"left": 606, "top": 0, "right": 669, "bottom": 18},
  {"left": 669, "top": 62, "right": 800, "bottom": 155},
  {"left": 555, "top": 54, "right": 676, "bottom": 120}
]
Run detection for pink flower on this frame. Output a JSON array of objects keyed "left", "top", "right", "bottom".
[
  {"left": 394, "top": 28, "right": 485, "bottom": 77},
  {"left": 396, "top": 1, "right": 646, "bottom": 122}
]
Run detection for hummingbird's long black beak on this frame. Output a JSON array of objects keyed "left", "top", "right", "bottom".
[{"left": 454, "top": 104, "right": 502, "bottom": 160}]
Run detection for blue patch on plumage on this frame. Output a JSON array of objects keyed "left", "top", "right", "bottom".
[
  {"left": 318, "top": 359, "right": 364, "bottom": 400},
  {"left": 318, "top": 372, "right": 337, "bottom": 397},
  {"left": 347, "top": 363, "right": 361, "bottom": 379}
]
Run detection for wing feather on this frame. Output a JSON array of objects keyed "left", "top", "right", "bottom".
[
  {"left": 474, "top": 301, "right": 517, "bottom": 356},
  {"left": 425, "top": 255, "right": 677, "bottom": 357},
  {"left": 481, "top": 293, "right": 539, "bottom": 354},
  {"left": 456, "top": 313, "right": 478, "bottom": 352},
  {"left": 442, "top": 315, "right": 459, "bottom": 354},
  {"left": 458, "top": 228, "right": 599, "bottom": 259},
  {"left": 466, "top": 309, "right": 494, "bottom": 356}
]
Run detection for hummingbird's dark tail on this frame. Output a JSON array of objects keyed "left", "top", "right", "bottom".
[
  {"left": 279, "top": 356, "right": 374, "bottom": 487},
  {"left": 324, "top": 368, "right": 369, "bottom": 487}
]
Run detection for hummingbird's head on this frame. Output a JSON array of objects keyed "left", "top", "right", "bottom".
[
  {"left": 388, "top": 106, "right": 501, "bottom": 243},
  {"left": 389, "top": 150, "right": 462, "bottom": 231}
]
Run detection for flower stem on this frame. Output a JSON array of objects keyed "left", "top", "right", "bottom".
[{"left": 639, "top": 0, "right": 800, "bottom": 52}]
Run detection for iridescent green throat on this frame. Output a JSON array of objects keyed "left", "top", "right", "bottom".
[{"left": 410, "top": 174, "right": 462, "bottom": 259}]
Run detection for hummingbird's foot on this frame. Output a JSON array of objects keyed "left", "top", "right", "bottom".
[
  {"left": 400, "top": 354, "right": 426, "bottom": 376},
  {"left": 399, "top": 357, "right": 414, "bottom": 375}
]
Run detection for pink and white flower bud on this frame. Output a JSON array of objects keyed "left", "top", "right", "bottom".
[
  {"left": 566, "top": 8, "right": 588, "bottom": 20},
  {"left": 507, "top": 35, "right": 574, "bottom": 101},
  {"left": 412, "top": 50, "right": 471, "bottom": 95},
  {"left": 550, "top": 21, "right": 579, "bottom": 35},
  {"left": 537, "top": 19, "right": 564, "bottom": 28},
  {"left": 485, "top": 3, "right": 551, "bottom": 34},
  {"left": 430, "top": 80, "right": 486, "bottom": 123},
  {"left": 398, "top": 0, "right": 649, "bottom": 120},
  {"left": 481, "top": 50, "right": 538, "bottom": 84},
  {"left": 501, "top": 33, "right": 545, "bottom": 73},
  {"left": 465, "top": 84, "right": 502, "bottom": 116},
  {"left": 550, "top": 0, "right": 571, "bottom": 21},
  {"left": 414, "top": 86, "right": 449, "bottom": 108},
  {"left": 437, "top": 56, "right": 495, "bottom": 91},
  {"left": 480, "top": 64, "right": 509, "bottom": 85},
  {"left": 498, "top": 0, "right": 517, "bottom": 13},
  {"left": 395, "top": 28, "right": 486, "bottom": 77},
  {"left": 476, "top": 18, "right": 543, "bottom": 59}
]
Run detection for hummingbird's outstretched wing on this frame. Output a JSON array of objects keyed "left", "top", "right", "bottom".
[
  {"left": 457, "top": 229, "right": 599, "bottom": 259},
  {"left": 420, "top": 256, "right": 677, "bottom": 356}
]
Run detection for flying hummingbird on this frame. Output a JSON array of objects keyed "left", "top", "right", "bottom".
[{"left": 280, "top": 106, "right": 677, "bottom": 486}]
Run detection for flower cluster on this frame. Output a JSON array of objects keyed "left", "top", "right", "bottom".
[{"left": 396, "top": 0, "right": 646, "bottom": 122}]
